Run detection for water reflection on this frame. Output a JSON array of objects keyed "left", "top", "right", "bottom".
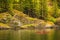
[{"left": 0, "top": 29, "right": 60, "bottom": 40}]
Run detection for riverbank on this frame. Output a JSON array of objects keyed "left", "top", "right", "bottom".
[{"left": 0, "top": 10, "right": 60, "bottom": 31}]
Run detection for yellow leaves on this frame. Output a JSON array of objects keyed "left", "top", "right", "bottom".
[
  {"left": 32, "top": 0, "right": 34, "bottom": 2},
  {"left": 57, "top": 9, "right": 60, "bottom": 15},
  {"left": 26, "top": 17, "right": 35, "bottom": 21},
  {"left": 20, "top": 24, "right": 36, "bottom": 29},
  {"left": 46, "top": 21, "right": 54, "bottom": 25},
  {"left": 0, "top": 13, "right": 7, "bottom": 19},
  {"left": 15, "top": 0, "right": 19, "bottom": 2},
  {"left": 0, "top": 23, "right": 10, "bottom": 28},
  {"left": 0, "top": 12, "right": 11, "bottom": 19},
  {"left": 47, "top": 6, "right": 54, "bottom": 15}
]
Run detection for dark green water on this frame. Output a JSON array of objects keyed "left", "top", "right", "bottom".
[{"left": 0, "top": 30, "right": 60, "bottom": 40}]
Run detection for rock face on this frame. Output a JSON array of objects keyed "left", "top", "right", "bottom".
[
  {"left": 8, "top": 18, "right": 23, "bottom": 29},
  {"left": 11, "top": 10, "right": 56, "bottom": 30},
  {"left": 37, "top": 21, "right": 55, "bottom": 29},
  {"left": 0, "top": 10, "right": 56, "bottom": 30},
  {"left": 0, "top": 11, "right": 23, "bottom": 29}
]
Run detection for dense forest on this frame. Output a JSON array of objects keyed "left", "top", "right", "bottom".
[{"left": 0, "top": 0, "right": 60, "bottom": 29}]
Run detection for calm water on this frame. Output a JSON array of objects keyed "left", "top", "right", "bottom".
[{"left": 0, "top": 29, "right": 60, "bottom": 40}]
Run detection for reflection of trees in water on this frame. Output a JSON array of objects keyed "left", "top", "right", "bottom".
[{"left": 0, "top": 29, "right": 60, "bottom": 40}]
